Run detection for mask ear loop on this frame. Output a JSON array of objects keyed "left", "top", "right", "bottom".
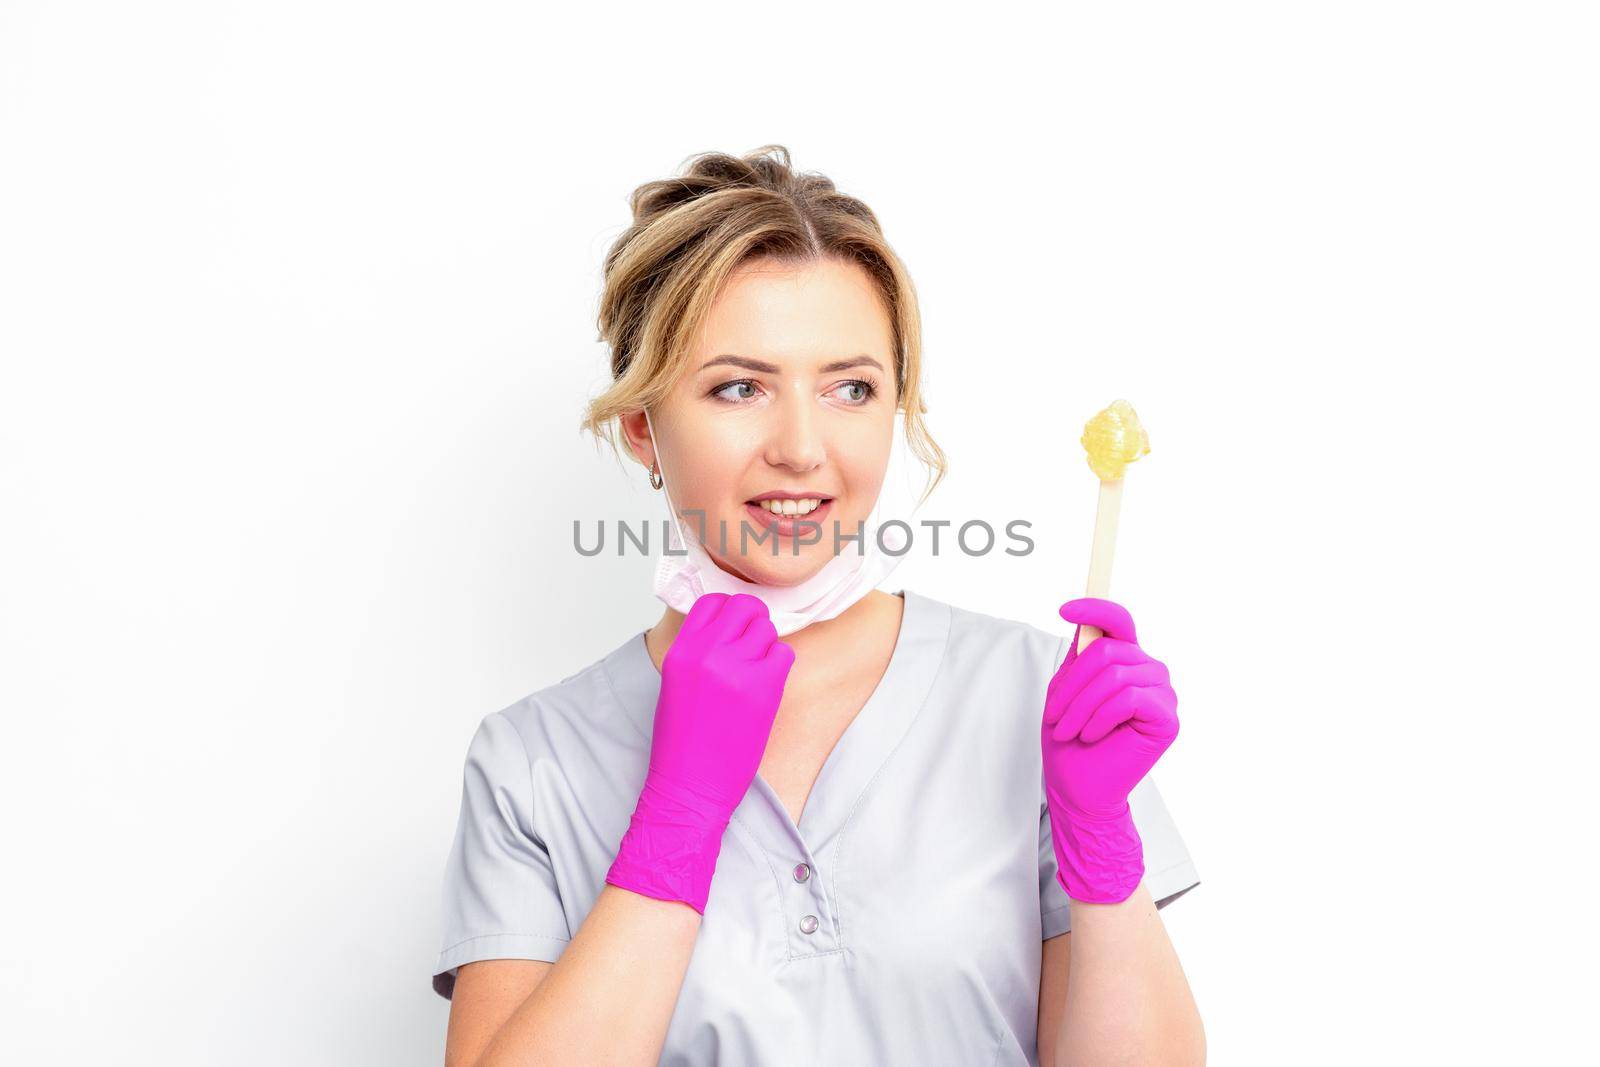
[
  {"left": 643, "top": 408, "right": 682, "bottom": 552},
  {"left": 644, "top": 408, "right": 732, "bottom": 579},
  {"left": 645, "top": 407, "right": 785, "bottom": 587},
  {"left": 642, "top": 407, "right": 660, "bottom": 486}
]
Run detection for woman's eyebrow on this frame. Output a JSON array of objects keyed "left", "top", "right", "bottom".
[{"left": 700, "top": 354, "right": 886, "bottom": 374}]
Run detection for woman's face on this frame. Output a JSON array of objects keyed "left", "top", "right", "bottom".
[{"left": 629, "top": 255, "right": 899, "bottom": 586}]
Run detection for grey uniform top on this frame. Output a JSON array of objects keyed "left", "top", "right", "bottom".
[{"left": 431, "top": 588, "right": 1201, "bottom": 1066}]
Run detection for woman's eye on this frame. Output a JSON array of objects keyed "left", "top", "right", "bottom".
[
  {"left": 712, "top": 379, "right": 760, "bottom": 402},
  {"left": 832, "top": 379, "right": 877, "bottom": 404}
]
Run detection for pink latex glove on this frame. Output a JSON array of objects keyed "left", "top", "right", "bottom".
[
  {"left": 606, "top": 592, "right": 796, "bottom": 914},
  {"left": 1041, "top": 597, "right": 1180, "bottom": 904}
]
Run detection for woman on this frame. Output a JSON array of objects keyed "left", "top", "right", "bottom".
[{"left": 431, "top": 146, "right": 1204, "bottom": 1066}]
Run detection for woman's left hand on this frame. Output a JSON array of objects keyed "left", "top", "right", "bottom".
[{"left": 1041, "top": 597, "right": 1180, "bottom": 903}]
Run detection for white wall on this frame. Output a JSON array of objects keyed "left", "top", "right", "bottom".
[{"left": 2, "top": 2, "right": 1595, "bottom": 1063}]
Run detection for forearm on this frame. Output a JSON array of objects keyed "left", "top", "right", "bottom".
[
  {"left": 473, "top": 884, "right": 701, "bottom": 1067},
  {"left": 1053, "top": 882, "right": 1205, "bottom": 1067}
]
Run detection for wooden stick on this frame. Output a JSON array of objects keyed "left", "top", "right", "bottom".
[{"left": 1078, "top": 478, "right": 1124, "bottom": 652}]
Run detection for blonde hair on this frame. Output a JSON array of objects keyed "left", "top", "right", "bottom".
[{"left": 581, "top": 144, "right": 947, "bottom": 503}]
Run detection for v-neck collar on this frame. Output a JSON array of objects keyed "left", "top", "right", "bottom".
[{"left": 600, "top": 588, "right": 954, "bottom": 858}]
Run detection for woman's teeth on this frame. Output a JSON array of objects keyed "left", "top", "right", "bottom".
[{"left": 754, "top": 498, "right": 825, "bottom": 516}]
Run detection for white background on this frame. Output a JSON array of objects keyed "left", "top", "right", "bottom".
[{"left": 3, "top": 2, "right": 1596, "bottom": 1063}]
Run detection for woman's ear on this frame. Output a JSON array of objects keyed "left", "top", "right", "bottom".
[{"left": 617, "top": 409, "right": 655, "bottom": 469}]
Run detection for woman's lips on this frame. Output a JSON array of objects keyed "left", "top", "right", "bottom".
[{"left": 743, "top": 499, "right": 834, "bottom": 539}]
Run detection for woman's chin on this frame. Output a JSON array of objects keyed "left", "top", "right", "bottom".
[{"left": 711, "top": 554, "right": 831, "bottom": 588}]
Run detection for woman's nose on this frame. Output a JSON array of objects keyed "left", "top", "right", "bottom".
[{"left": 763, "top": 390, "right": 826, "bottom": 471}]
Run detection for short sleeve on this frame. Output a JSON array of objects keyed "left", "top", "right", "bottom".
[
  {"left": 432, "top": 710, "right": 572, "bottom": 1000},
  {"left": 1039, "top": 637, "right": 1202, "bottom": 939},
  {"left": 1039, "top": 789, "right": 1075, "bottom": 938}
]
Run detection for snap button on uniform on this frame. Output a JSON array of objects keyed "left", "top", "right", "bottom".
[
  {"left": 793, "top": 863, "right": 811, "bottom": 883},
  {"left": 799, "top": 914, "right": 819, "bottom": 934}
]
